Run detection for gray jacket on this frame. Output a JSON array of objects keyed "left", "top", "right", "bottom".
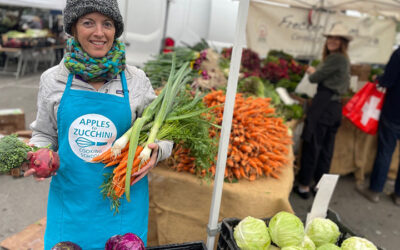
[
  {"left": 30, "top": 61, "right": 173, "bottom": 162},
  {"left": 309, "top": 53, "right": 350, "bottom": 100}
]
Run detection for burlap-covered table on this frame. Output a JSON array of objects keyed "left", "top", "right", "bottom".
[
  {"left": 147, "top": 152, "right": 294, "bottom": 247},
  {"left": 330, "top": 118, "right": 399, "bottom": 184}
]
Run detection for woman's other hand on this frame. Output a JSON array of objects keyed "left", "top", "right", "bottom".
[
  {"left": 131, "top": 143, "right": 159, "bottom": 185},
  {"left": 22, "top": 162, "right": 57, "bottom": 181},
  {"left": 306, "top": 66, "right": 316, "bottom": 74}
]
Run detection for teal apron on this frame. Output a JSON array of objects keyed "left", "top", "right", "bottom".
[{"left": 44, "top": 73, "right": 149, "bottom": 249}]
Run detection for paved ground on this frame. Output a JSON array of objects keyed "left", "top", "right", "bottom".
[{"left": 0, "top": 72, "right": 399, "bottom": 249}]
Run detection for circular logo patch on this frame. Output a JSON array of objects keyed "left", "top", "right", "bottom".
[{"left": 68, "top": 114, "right": 117, "bottom": 162}]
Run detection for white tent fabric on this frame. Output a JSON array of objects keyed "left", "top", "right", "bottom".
[
  {"left": 258, "top": 0, "right": 400, "bottom": 19},
  {"left": 0, "top": 0, "right": 65, "bottom": 10}
]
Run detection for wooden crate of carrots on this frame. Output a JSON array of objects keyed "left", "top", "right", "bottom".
[{"left": 170, "top": 90, "right": 293, "bottom": 182}]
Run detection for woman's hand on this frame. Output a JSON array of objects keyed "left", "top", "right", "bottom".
[
  {"left": 22, "top": 146, "right": 59, "bottom": 181},
  {"left": 131, "top": 143, "right": 159, "bottom": 185},
  {"left": 306, "top": 66, "right": 316, "bottom": 74},
  {"left": 22, "top": 162, "right": 57, "bottom": 181}
]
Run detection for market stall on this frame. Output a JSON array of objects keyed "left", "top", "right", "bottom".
[
  {"left": 147, "top": 157, "right": 294, "bottom": 246},
  {"left": 0, "top": 1, "right": 65, "bottom": 78}
]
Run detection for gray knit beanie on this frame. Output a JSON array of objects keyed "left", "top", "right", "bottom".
[{"left": 63, "top": 0, "right": 124, "bottom": 38}]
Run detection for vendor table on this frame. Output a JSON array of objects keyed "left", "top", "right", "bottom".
[
  {"left": 0, "top": 45, "right": 63, "bottom": 79},
  {"left": 329, "top": 118, "right": 399, "bottom": 184},
  {"left": 147, "top": 150, "right": 294, "bottom": 247}
]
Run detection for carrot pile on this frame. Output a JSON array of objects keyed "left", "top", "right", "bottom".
[
  {"left": 171, "top": 90, "right": 293, "bottom": 181},
  {"left": 92, "top": 144, "right": 149, "bottom": 199}
]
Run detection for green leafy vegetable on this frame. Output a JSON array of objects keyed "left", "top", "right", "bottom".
[
  {"left": 238, "top": 76, "right": 265, "bottom": 97},
  {"left": 306, "top": 218, "right": 340, "bottom": 247},
  {"left": 302, "top": 235, "right": 316, "bottom": 250},
  {"left": 233, "top": 216, "right": 271, "bottom": 250},
  {"left": 268, "top": 211, "right": 305, "bottom": 248},
  {"left": 281, "top": 246, "right": 303, "bottom": 250},
  {"left": 0, "top": 134, "right": 31, "bottom": 173},
  {"left": 316, "top": 243, "right": 341, "bottom": 250},
  {"left": 143, "top": 47, "right": 200, "bottom": 88},
  {"left": 341, "top": 237, "right": 377, "bottom": 250}
]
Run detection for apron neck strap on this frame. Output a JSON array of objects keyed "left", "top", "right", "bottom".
[{"left": 66, "top": 73, "right": 129, "bottom": 101}]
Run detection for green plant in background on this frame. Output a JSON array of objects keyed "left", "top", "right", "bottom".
[{"left": 369, "top": 66, "right": 384, "bottom": 82}]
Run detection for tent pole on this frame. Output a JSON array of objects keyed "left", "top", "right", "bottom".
[
  {"left": 159, "top": 0, "right": 171, "bottom": 54},
  {"left": 205, "top": 0, "right": 249, "bottom": 249}
]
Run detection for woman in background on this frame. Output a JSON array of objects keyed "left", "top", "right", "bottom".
[{"left": 294, "top": 23, "right": 352, "bottom": 199}]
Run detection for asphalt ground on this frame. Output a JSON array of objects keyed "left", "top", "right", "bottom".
[{"left": 0, "top": 68, "right": 399, "bottom": 249}]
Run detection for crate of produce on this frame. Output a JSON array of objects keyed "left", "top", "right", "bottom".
[
  {"left": 147, "top": 241, "right": 206, "bottom": 250},
  {"left": 217, "top": 209, "right": 382, "bottom": 250}
]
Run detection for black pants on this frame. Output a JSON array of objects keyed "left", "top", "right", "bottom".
[
  {"left": 370, "top": 116, "right": 400, "bottom": 195},
  {"left": 298, "top": 122, "right": 340, "bottom": 186}
]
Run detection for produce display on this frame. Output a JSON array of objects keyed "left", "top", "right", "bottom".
[
  {"left": 0, "top": 134, "right": 58, "bottom": 178},
  {"left": 171, "top": 90, "right": 293, "bottom": 182},
  {"left": 93, "top": 55, "right": 216, "bottom": 212},
  {"left": 2, "top": 29, "right": 53, "bottom": 48},
  {"left": 232, "top": 212, "right": 378, "bottom": 250},
  {"left": 143, "top": 46, "right": 208, "bottom": 88}
]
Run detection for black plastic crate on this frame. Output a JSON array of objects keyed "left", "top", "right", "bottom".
[
  {"left": 147, "top": 241, "right": 206, "bottom": 250},
  {"left": 217, "top": 209, "right": 383, "bottom": 250}
]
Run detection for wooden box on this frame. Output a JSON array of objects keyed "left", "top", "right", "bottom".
[
  {"left": 0, "top": 109, "right": 25, "bottom": 135},
  {"left": 351, "top": 64, "right": 371, "bottom": 82}
]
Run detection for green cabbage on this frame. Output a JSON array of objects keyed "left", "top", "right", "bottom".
[
  {"left": 233, "top": 216, "right": 271, "bottom": 250},
  {"left": 281, "top": 246, "right": 303, "bottom": 250},
  {"left": 316, "top": 243, "right": 341, "bottom": 250},
  {"left": 268, "top": 245, "right": 281, "bottom": 250},
  {"left": 268, "top": 211, "right": 305, "bottom": 248},
  {"left": 301, "top": 235, "right": 316, "bottom": 250},
  {"left": 341, "top": 236, "right": 377, "bottom": 250},
  {"left": 305, "top": 218, "right": 340, "bottom": 247}
]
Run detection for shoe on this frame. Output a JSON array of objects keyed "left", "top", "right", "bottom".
[
  {"left": 293, "top": 186, "right": 311, "bottom": 200},
  {"left": 356, "top": 185, "right": 380, "bottom": 203},
  {"left": 391, "top": 193, "right": 400, "bottom": 206},
  {"left": 311, "top": 186, "right": 318, "bottom": 196}
]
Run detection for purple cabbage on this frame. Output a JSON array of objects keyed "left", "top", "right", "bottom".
[
  {"left": 105, "top": 233, "right": 145, "bottom": 250},
  {"left": 105, "top": 235, "right": 124, "bottom": 250},
  {"left": 51, "top": 241, "right": 82, "bottom": 250}
]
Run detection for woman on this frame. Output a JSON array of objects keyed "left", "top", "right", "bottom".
[
  {"left": 24, "top": 0, "right": 173, "bottom": 248},
  {"left": 294, "top": 23, "right": 352, "bottom": 199}
]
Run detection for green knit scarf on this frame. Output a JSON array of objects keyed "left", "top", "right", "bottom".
[{"left": 64, "top": 38, "right": 126, "bottom": 82}]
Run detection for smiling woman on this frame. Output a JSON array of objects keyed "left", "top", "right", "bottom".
[
  {"left": 74, "top": 13, "right": 116, "bottom": 58},
  {"left": 25, "top": 0, "right": 173, "bottom": 249}
]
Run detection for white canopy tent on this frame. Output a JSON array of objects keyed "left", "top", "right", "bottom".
[
  {"left": 0, "top": 0, "right": 65, "bottom": 10},
  {"left": 257, "top": 0, "right": 400, "bottom": 19},
  {"left": 206, "top": 0, "right": 400, "bottom": 249}
]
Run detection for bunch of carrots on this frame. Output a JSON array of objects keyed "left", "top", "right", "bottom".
[
  {"left": 171, "top": 90, "right": 293, "bottom": 181},
  {"left": 92, "top": 143, "right": 147, "bottom": 200}
]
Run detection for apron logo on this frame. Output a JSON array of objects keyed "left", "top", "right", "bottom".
[{"left": 68, "top": 114, "right": 117, "bottom": 162}]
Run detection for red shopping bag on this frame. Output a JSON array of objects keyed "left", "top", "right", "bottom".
[{"left": 342, "top": 82, "right": 386, "bottom": 135}]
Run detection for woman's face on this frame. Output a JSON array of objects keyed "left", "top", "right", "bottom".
[
  {"left": 74, "top": 12, "right": 115, "bottom": 58},
  {"left": 326, "top": 36, "right": 342, "bottom": 52}
]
